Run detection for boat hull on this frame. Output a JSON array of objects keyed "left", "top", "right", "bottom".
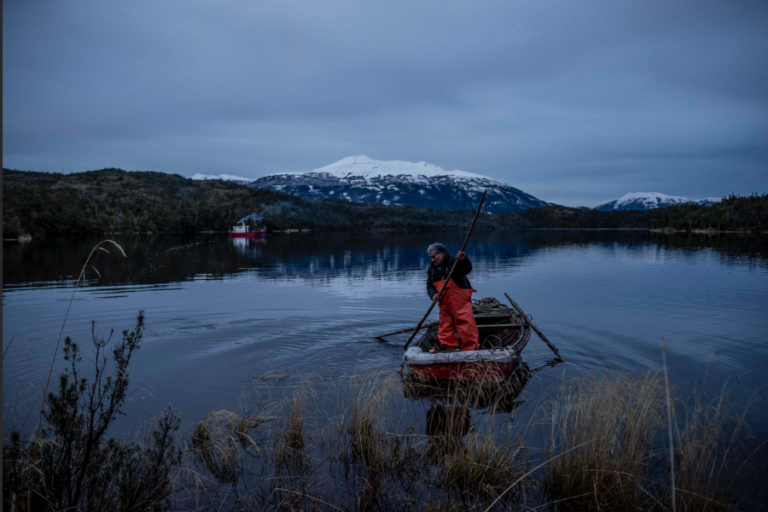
[
  {"left": 403, "top": 345, "right": 525, "bottom": 381},
  {"left": 229, "top": 229, "right": 266, "bottom": 239},
  {"left": 409, "top": 359, "right": 519, "bottom": 380}
]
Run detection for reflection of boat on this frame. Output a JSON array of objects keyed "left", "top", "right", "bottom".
[
  {"left": 230, "top": 236, "right": 266, "bottom": 254},
  {"left": 403, "top": 298, "right": 531, "bottom": 381},
  {"left": 424, "top": 405, "right": 472, "bottom": 459},
  {"left": 402, "top": 364, "right": 529, "bottom": 413},
  {"left": 229, "top": 222, "right": 266, "bottom": 238}
]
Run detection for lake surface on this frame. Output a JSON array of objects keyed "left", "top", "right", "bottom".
[{"left": 4, "top": 231, "right": 768, "bottom": 439}]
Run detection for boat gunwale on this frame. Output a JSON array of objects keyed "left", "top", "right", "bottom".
[{"left": 405, "top": 304, "right": 532, "bottom": 367}]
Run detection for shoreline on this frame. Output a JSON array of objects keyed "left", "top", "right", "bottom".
[{"left": 5, "top": 227, "right": 766, "bottom": 241}]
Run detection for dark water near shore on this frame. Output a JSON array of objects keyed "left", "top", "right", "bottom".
[{"left": 4, "top": 231, "right": 768, "bottom": 444}]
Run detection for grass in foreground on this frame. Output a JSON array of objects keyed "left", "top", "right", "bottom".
[
  {"left": 3, "top": 314, "right": 764, "bottom": 511},
  {"left": 542, "top": 370, "right": 761, "bottom": 511}
]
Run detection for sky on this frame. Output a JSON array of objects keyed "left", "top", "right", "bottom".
[{"left": 3, "top": 0, "right": 768, "bottom": 206}]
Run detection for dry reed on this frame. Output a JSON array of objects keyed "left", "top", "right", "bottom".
[
  {"left": 543, "top": 370, "right": 666, "bottom": 510},
  {"left": 173, "top": 367, "right": 762, "bottom": 511},
  {"left": 672, "top": 382, "right": 760, "bottom": 511},
  {"left": 7, "top": 331, "right": 761, "bottom": 511},
  {"left": 191, "top": 409, "right": 264, "bottom": 484},
  {"left": 540, "top": 368, "right": 761, "bottom": 511},
  {"left": 271, "top": 391, "right": 309, "bottom": 474}
]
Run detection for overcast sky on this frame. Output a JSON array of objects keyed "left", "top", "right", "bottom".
[{"left": 4, "top": 0, "right": 767, "bottom": 206}]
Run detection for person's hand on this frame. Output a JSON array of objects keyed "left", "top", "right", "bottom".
[
  {"left": 432, "top": 293, "right": 440, "bottom": 302},
  {"left": 457, "top": 251, "right": 466, "bottom": 260}
]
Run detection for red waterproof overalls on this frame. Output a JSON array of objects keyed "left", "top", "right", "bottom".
[{"left": 434, "top": 278, "right": 479, "bottom": 351}]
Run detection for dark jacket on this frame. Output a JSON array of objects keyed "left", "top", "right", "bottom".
[{"left": 427, "top": 254, "right": 472, "bottom": 298}]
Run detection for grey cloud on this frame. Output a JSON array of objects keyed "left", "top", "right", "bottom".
[{"left": 3, "top": 0, "right": 767, "bottom": 206}]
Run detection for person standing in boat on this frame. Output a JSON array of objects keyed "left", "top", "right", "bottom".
[{"left": 426, "top": 243, "right": 480, "bottom": 351}]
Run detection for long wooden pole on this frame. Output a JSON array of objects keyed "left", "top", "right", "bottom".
[
  {"left": 403, "top": 190, "right": 487, "bottom": 350},
  {"left": 504, "top": 293, "right": 564, "bottom": 361}
]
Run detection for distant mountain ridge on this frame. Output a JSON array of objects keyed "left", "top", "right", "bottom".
[
  {"left": 595, "top": 192, "right": 722, "bottom": 211},
  {"left": 191, "top": 172, "right": 255, "bottom": 184},
  {"left": 192, "top": 156, "right": 550, "bottom": 214}
]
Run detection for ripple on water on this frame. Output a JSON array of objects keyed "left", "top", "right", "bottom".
[{"left": 3, "top": 232, "right": 767, "bottom": 432}]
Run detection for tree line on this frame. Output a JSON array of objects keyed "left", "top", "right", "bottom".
[{"left": 3, "top": 168, "right": 766, "bottom": 237}]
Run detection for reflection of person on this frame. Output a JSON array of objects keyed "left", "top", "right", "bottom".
[
  {"left": 426, "top": 243, "right": 479, "bottom": 351},
  {"left": 425, "top": 405, "right": 471, "bottom": 460},
  {"left": 426, "top": 405, "right": 471, "bottom": 437}
]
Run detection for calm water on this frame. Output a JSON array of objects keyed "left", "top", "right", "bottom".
[{"left": 4, "top": 231, "right": 768, "bottom": 438}]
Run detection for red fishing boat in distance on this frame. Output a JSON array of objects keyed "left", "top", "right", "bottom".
[
  {"left": 229, "top": 222, "right": 266, "bottom": 238},
  {"left": 403, "top": 298, "right": 531, "bottom": 381}
]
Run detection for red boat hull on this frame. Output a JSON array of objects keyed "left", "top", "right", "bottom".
[
  {"left": 410, "top": 360, "right": 518, "bottom": 380},
  {"left": 229, "top": 229, "right": 266, "bottom": 238}
]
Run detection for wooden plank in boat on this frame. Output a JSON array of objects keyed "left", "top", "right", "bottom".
[
  {"left": 473, "top": 312, "right": 515, "bottom": 319},
  {"left": 477, "top": 323, "right": 522, "bottom": 329}
]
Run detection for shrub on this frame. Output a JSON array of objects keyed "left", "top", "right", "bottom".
[{"left": 2, "top": 312, "right": 182, "bottom": 512}]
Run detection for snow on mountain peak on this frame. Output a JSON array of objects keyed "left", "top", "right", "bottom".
[
  {"left": 614, "top": 192, "right": 689, "bottom": 208},
  {"left": 191, "top": 173, "right": 256, "bottom": 183},
  {"left": 306, "top": 155, "right": 498, "bottom": 182},
  {"left": 246, "top": 156, "right": 547, "bottom": 213},
  {"left": 595, "top": 192, "right": 723, "bottom": 211},
  {"left": 190, "top": 156, "right": 501, "bottom": 184}
]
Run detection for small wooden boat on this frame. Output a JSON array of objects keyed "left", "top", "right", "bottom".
[
  {"left": 229, "top": 222, "right": 266, "bottom": 239},
  {"left": 403, "top": 298, "right": 531, "bottom": 381}
]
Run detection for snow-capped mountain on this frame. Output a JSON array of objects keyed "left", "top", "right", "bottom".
[
  {"left": 595, "top": 192, "right": 722, "bottom": 211},
  {"left": 695, "top": 198, "right": 723, "bottom": 207},
  {"left": 243, "top": 156, "right": 549, "bottom": 214},
  {"left": 190, "top": 173, "right": 256, "bottom": 185}
]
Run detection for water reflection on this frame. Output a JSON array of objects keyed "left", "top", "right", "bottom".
[
  {"left": 4, "top": 231, "right": 766, "bottom": 292},
  {"left": 403, "top": 367, "right": 530, "bottom": 462},
  {"left": 3, "top": 230, "right": 767, "bottom": 447},
  {"left": 401, "top": 365, "right": 530, "bottom": 414},
  {"left": 230, "top": 236, "right": 266, "bottom": 254},
  {"left": 424, "top": 405, "right": 473, "bottom": 460}
]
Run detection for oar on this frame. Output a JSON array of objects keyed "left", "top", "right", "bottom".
[
  {"left": 504, "top": 293, "right": 564, "bottom": 361},
  {"left": 371, "top": 321, "right": 440, "bottom": 343},
  {"left": 403, "top": 190, "right": 487, "bottom": 350}
]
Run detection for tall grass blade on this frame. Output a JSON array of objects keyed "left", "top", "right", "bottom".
[
  {"left": 37, "top": 240, "right": 126, "bottom": 440},
  {"left": 662, "top": 336, "right": 677, "bottom": 512}
]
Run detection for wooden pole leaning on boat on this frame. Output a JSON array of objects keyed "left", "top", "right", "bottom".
[
  {"left": 504, "top": 292, "right": 564, "bottom": 361},
  {"left": 403, "top": 190, "right": 488, "bottom": 350}
]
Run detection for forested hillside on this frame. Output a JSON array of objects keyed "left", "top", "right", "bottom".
[
  {"left": 3, "top": 168, "right": 766, "bottom": 237},
  {"left": 2, "top": 168, "right": 505, "bottom": 236},
  {"left": 502, "top": 195, "right": 767, "bottom": 232}
]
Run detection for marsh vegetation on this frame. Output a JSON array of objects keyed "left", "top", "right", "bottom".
[{"left": 3, "top": 314, "right": 763, "bottom": 510}]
